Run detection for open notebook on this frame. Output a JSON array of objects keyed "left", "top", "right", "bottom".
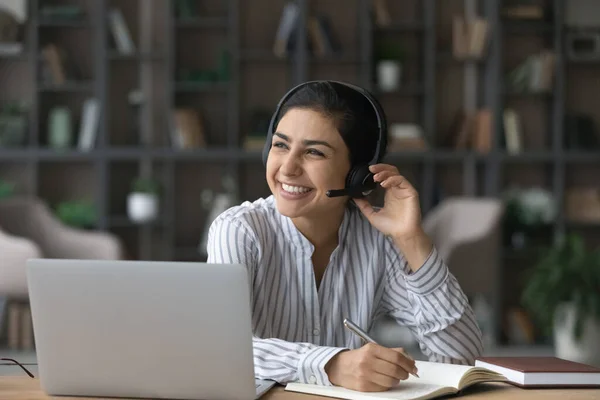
[{"left": 285, "top": 360, "right": 506, "bottom": 400}]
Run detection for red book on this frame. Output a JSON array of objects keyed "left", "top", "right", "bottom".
[{"left": 475, "top": 357, "right": 600, "bottom": 387}]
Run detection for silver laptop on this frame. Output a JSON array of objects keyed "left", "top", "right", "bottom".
[{"left": 26, "top": 259, "right": 276, "bottom": 400}]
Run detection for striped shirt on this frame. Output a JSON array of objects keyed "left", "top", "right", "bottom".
[{"left": 206, "top": 195, "right": 483, "bottom": 386}]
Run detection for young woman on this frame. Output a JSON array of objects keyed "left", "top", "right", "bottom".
[{"left": 207, "top": 81, "right": 483, "bottom": 392}]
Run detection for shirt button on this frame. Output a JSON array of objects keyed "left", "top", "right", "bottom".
[
  {"left": 312, "top": 329, "right": 320, "bottom": 336},
  {"left": 309, "top": 375, "right": 317, "bottom": 384}
]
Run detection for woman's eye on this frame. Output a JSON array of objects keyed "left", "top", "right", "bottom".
[
  {"left": 273, "top": 142, "right": 288, "bottom": 149},
  {"left": 307, "top": 149, "right": 324, "bottom": 157}
]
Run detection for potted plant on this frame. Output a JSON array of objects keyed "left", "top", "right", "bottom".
[
  {"left": 0, "top": 179, "right": 15, "bottom": 199},
  {"left": 375, "top": 40, "right": 405, "bottom": 92},
  {"left": 521, "top": 233, "right": 600, "bottom": 366},
  {"left": 127, "top": 177, "right": 160, "bottom": 223},
  {"left": 502, "top": 187, "right": 556, "bottom": 249},
  {"left": 55, "top": 200, "right": 98, "bottom": 229}
]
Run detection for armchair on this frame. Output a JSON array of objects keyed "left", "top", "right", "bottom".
[
  {"left": 0, "top": 196, "right": 123, "bottom": 260},
  {"left": 370, "top": 197, "right": 504, "bottom": 354},
  {"left": 0, "top": 196, "right": 124, "bottom": 349}
]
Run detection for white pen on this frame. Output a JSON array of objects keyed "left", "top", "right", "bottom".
[{"left": 343, "top": 318, "right": 419, "bottom": 378}]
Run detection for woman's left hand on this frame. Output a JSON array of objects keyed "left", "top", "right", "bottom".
[{"left": 353, "top": 164, "right": 423, "bottom": 240}]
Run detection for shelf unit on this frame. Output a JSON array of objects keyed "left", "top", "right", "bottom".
[{"left": 1, "top": 0, "right": 600, "bottom": 345}]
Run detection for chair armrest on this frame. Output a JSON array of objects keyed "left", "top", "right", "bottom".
[
  {"left": 0, "top": 229, "right": 42, "bottom": 298},
  {"left": 45, "top": 225, "right": 124, "bottom": 260}
]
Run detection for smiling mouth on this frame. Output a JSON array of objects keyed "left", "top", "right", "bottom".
[{"left": 281, "top": 183, "right": 313, "bottom": 195}]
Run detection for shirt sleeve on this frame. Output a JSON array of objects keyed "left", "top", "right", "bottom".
[
  {"left": 206, "top": 213, "right": 347, "bottom": 385},
  {"left": 376, "top": 237, "right": 484, "bottom": 365}
]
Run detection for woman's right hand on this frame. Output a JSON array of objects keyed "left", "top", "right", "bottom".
[{"left": 324, "top": 343, "right": 418, "bottom": 392}]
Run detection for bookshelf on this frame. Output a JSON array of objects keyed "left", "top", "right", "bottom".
[{"left": 1, "top": 0, "right": 600, "bottom": 345}]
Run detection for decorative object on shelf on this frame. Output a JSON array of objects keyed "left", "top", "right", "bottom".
[
  {"left": 507, "top": 50, "right": 555, "bottom": 93},
  {"left": 452, "top": 15, "right": 489, "bottom": 60},
  {"left": 521, "top": 233, "right": 600, "bottom": 367},
  {"left": 0, "top": 0, "right": 26, "bottom": 56},
  {"left": 39, "top": 5, "right": 84, "bottom": 21},
  {"left": 502, "top": 187, "right": 556, "bottom": 249},
  {"left": 127, "top": 177, "right": 160, "bottom": 224},
  {"left": 0, "top": 179, "right": 15, "bottom": 199},
  {"left": 0, "top": 101, "right": 28, "bottom": 147},
  {"left": 501, "top": 3, "right": 545, "bottom": 20},
  {"left": 48, "top": 106, "right": 73, "bottom": 149},
  {"left": 566, "top": 31, "right": 600, "bottom": 62},
  {"left": 55, "top": 200, "right": 98, "bottom": 229},
  {"left": 128, "top": 89, "right": 145, "bottom": 146},
  {"left": 387, "top": 123, "right": 427, "bottom": 152},
  {"left": 375, "top": 40, "right": 404, "bottom": 92},
  {"left": 565, "top": 187, "right": 600, "bottom": 223}
]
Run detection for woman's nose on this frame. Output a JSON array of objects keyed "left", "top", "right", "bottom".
[{"left": 280, "top": 154, "right": 301, "bottom": 176}]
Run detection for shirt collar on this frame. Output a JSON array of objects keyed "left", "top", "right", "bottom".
[{"left": 268, "top": 196, "right": 353, "bottom": 252}]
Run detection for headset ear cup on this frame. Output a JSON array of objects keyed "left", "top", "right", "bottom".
[{"left": 345, "top": 165, "right": 374, "bottom": 198}]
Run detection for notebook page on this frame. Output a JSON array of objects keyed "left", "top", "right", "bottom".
[
  {"left": 285, "top": 361, "right": 477, "bottom": 400},
  {"left": 285, "top": 381, "right": 452, "bottom": 400},
  {"left": 407, "top": 360, "right": 477, "bottom": 388}
]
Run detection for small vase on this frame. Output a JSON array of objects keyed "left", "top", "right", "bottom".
[
  {"left": 127, "top": 193, "right": 159, "bottom": 223},
  {"left": 554, "top": 303, "right": 600, "bottom": 367},
  {"left": 377, "top": 61, "right": 402, "bottom": 92}
]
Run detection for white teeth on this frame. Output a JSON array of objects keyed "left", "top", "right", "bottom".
[{"left": 282, "top": 183, "right": 311, "bottom": 194}]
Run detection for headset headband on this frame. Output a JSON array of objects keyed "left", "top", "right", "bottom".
[{"left": 264, "top": 80, "right": 387, "bottom": 166}]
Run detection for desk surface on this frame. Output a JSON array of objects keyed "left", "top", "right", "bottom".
[{"left": 1, "top": 377, "right": 598, "bottom": 400}]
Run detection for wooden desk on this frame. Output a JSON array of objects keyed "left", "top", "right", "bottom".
[{"left": 2, "top": 376, "right": 599, "bottom": 400}]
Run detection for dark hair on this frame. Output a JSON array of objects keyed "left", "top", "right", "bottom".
[{"left": 276, "top": 81, "right": 386, "bottom": 166}]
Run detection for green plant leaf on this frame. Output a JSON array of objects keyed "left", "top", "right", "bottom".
[
  {"left": 520, "top": 232, "right": 600, "bottom": 342},
  {"left": 131, "top": 177, "right": 161, "bottom": 194}
]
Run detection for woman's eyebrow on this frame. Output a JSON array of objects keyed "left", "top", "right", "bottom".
[{"left": 274, "top": 133, "right": 333, "bottom": 149}]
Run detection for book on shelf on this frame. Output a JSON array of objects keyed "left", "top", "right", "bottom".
[
  {"left": 444, "top": 109, "right": 492, "bottom": 153},
  {"left": 108, "top": 8, "right": 135, "bottom": 54},
  {"left": 452, "top": 16, "right": 489, "bottom": 60},
  {"left": 502, "top": 108, "right": 523, "bottom": 154},
  {"left": 372, "top": 0, "right": 391, "bottom": 27},
  {"left": 78, "top": 98, "right": 100, "bottom": 151},
  {"left": 285, "top": 360, "right": 506, "bottom": 400},
  {"left": 475, "top": 357, "right": 600, "bottom": 387},
  {"left": 170, "top": 108, "right": 206, "bottom": 149},
  {"left": 41, "top": 44, "right": 67, "bottom": 85},
  {"left": 273, "top": 1, "right": 299, "bottom": 58},
  {"left": 507, "top": 51, "right": 555, "bottom": 92}
]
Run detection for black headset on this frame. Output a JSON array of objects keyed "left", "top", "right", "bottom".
[{"left": 262, "top": 80, "right": 387, "bottom": 199}]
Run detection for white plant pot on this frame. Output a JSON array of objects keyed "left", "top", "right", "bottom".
[
  {"left": 127, "top": 193, "right": 159, "bottom": 223},
  {"left": 553, "top": 302, "right": 600, "bottom": 367},
  {"left": 377, "top": 61, "right": 402, "bottom": 92}
]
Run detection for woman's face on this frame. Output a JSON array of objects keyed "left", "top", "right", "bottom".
[{"left": 266, "top": 108, "right": 351, "bottom": 219}]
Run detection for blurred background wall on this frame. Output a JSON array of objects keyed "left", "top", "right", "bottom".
[{"left": 0, "top": 0, "right": 599, "bottom": 365}]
